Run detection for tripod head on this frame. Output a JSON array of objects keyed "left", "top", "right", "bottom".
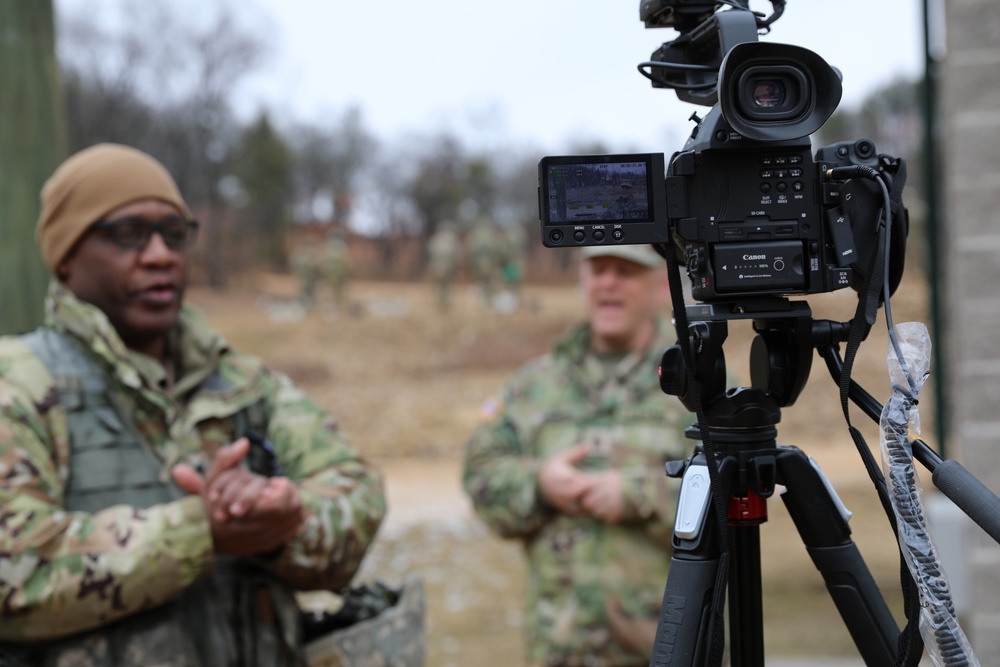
[{"left": 658, "top": 298, "right": 826, "bottom": 431}]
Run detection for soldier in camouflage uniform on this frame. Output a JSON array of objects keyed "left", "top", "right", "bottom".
[
  {"left": 321, "top": 232, "right": 351, "bottom": 310},
  {"left": 0, "top": 144, "right": 387, "bottom": 667},
  {"left": 463, "top": 244, "right": 691, "bottom": 667},
  {"left": 467, "top": 216, "right": 503, "bottom": 310},
  {"left": 499, "top": 223, "right": 527, "bottom": 306},
  {"left": 291, "top": 241, "right": 323, "bottom": 309},
  {"left": 426, "top": 222, "right": 462, "bottom": 312}
]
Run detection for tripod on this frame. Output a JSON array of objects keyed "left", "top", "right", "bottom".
[{"left": 648, "top": 299, "right": 995, "bottom": 667}]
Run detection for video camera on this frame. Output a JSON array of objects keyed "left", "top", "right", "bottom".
[{"left": 538, "top": 1, "right": 908, "bottom": 303}]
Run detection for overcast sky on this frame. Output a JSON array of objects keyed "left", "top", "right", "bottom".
[
  {"left": 54, "top": 0, "right": 931, "bottom": 155},
  {"left": 235, "top": 1, "right": 930, "bottom": 154}
]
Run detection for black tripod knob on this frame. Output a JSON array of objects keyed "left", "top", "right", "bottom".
[{"left": 659, "top": 345, "right": 686, "bottom": 396}]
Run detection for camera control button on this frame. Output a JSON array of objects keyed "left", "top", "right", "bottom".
[
  {"left": 573, "top": 230, "right": 586, "bottom": 242},
  {"left": 613, "top": 229, "right": 624, "bottom": 241},
  {"left": 776, "top": 182, "right": 788, "bottom": 193},
  {"left": 593, "top": 230, "right": 605, "bottom": 241},
  {"left": 760, "top": 183, "right": 772, "bottom": 194},
  {"left": 793, "top": 181, "right": 804, "bottom": 193},
  {"left": 549, "top": 230, "right": 564, "bottom": 244}
]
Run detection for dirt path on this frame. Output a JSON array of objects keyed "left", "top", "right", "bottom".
[{"left": 377, "top": 457, "right": 474, "bottom": 534}]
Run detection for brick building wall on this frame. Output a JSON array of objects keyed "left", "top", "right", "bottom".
[{"left": 942, "top": 0, "right": 1000, "bottom": 658}]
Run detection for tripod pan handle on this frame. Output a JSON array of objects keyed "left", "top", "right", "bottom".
[{"left": 933, "top": 460, "right": 1000, "bottom": 545}]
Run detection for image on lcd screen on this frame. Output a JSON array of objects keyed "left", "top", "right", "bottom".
[{"left": 545, "top": 160, "right": 650, "bottom": 224}]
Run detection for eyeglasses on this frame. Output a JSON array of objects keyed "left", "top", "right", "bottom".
[{"left": 91, "top": 216, "right": 200, "bottom": 251}]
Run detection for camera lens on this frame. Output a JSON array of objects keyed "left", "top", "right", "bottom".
[
  {"left": 719, "top": 42, "right": 843, "bottom": 142},
  {"left": 751, "top": 80, "right": 787, "bottom": 109},
  {"left": 735, "top": 66, "right": 808, "bottom": 121}
]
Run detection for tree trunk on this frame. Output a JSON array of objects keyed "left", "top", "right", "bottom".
[{"left": 0, "top": 0, "right": 67, "bottom": 334}]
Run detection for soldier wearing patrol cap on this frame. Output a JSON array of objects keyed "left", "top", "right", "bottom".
[
  {"left": 427, "top": 222, "right": 463, "bottom": 312},
  {"left": 0, "top": 143, "right": 387, "bottom": 666},
  {"left": 463, "top": 243, "right": 692, "bottom": 666}
]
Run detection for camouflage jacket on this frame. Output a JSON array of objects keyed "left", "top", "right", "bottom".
[
  {"left": 0, "top": 282, "right": 386, "bottom": 644},
  {"left": 463, "top": 320, "right": 692, "bottom": 667}
]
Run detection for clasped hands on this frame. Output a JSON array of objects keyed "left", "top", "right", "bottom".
[
  {"left": 172, "top": 438, "right": 305, "bottom": 556},
  {"left": 538, "top": 443, "right": 625, "bottom": 523}
]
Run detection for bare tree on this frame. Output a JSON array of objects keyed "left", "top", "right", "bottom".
[
  {"left": 288, "top": 106, "right": 378, "bottom": 229},
  {"left": 56, "top": 0, "right": 268, "bottom": 286},
  {"left": 403, "top": 134, "right": 469, "bottom": 237},
  {"left": 495, "top": 151, "right": 540, "bottom": 228},
  {"left": 815, "top": 77, "right": 922, "bottom": 180}
]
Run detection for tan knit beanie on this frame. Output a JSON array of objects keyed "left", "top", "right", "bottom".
[{"left": 36, "top": 143, "right": 192, "bottom": 271}]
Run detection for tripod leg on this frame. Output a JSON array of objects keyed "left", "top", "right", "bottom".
[
  {"left": 776, "top": 446, "right": 899, "bottom": 666},
  {"left": 651, "top": 555, "right": 723, "bottom": 667},
  {"left": 652, "top": 509, "right": 769, "bottom": 667},
  {"left": 651, "top": 458, "right": 734, "bottom": 667},
  {"left": 729, "top": 525, "right": 764, "bottom": 667}
]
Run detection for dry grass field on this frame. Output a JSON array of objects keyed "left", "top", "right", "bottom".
[{"left": 188, "top": 267, "right": 937, "bottom": 666}]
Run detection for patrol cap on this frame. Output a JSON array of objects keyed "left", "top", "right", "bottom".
[
  {"left": 36, "top": 143, "right": 191, "bottom": 272},
  {"left": 578, "top": 244, "right": 663, "bottom": 269}
]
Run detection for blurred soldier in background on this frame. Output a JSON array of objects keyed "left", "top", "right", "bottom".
[
  {"left": 462, "top": 244, "right": 690, "bottom": 667},
  {"left": 499, "top": 223, "right": 528, "bottom": 311},
  {"left": 0, "top": 144, "right": 387, "bottom": 667},
  {"left": 291, "top": 239, "right": 323, "bottom": 309},
  {"left": 467, "top": 216, "right": 503, "bottom": 310},
  {"left": 427, "top": 221, "right": 462, "bottom": 312},
  {"left": 321, "top": 230, "right": 351, "bottom": 311}
]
